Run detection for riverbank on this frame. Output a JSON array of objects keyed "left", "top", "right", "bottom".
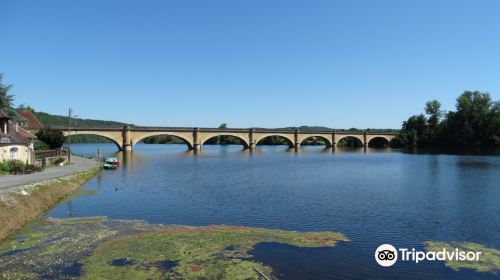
[{"left": 0, "top": 158, "right": 101, "bottom": 241}]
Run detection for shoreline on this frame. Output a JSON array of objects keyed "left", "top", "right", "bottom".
[{"left": 0, "top": 160, "right": 102, "bottom": 242}]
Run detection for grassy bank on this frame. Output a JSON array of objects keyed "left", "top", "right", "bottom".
[{"left": 0, "top": 166, "right": 101, "bottom": 241}]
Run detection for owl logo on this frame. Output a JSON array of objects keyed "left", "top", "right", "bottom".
[{"left": 375, "top": 244, "right": 398, "bottom": 267}]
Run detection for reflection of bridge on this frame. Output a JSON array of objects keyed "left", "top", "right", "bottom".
[{"left": 53, "top": 126, "right": 397, "bottom": 151}]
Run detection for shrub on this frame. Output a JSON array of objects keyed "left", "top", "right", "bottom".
[
  {"left": 34, "top": 140, "right": 50, "bottom": 150},
  {"left": 0, "top": 160, "right": 27, "bottom": 172}
]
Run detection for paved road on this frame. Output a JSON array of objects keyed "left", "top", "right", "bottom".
[{"left": 0, "top": 156, "right": 99, "bottom": 191}]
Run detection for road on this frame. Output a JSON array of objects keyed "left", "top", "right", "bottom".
[{"left": 0, "top": 156, "right": 99, "bottom": 192}]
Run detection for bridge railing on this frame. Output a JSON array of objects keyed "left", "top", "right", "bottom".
[{"left": 50, "top": 125, "right": 400, "bottom": 135}]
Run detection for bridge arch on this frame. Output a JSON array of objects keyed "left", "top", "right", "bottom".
[
  {"left": 299, "top": 135, "right": 332, "bottom": 147},
  {"left": 336, "top": 135, "right": 364, "bottom": 147},
  {"left": 131, "top": 132, "right": 194, "bottom": 150},
  {"left": 200, "top": 133, "right": 250, "bottom": 149},
  {"left": 254, "top": 134, "right": 295, "bottom": 148},
  {"left": 63, "top": 131, "right": 123, "bottom": 151},
  {"left": 367, "top": 136, "right": 392, "bottom": 148}
]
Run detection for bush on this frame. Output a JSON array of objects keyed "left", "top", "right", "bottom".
[
  {"left": 34, "top": 140, "right": 50, "bottom": 150},
  {"left": 35, "top": 128, "right": 65, "bottom": 149},
  {"left": 0, "top": 160, "right": 27, "bottom": 172}
]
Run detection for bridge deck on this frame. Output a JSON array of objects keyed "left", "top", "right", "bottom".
[{"left": 52, "top": 126, "right": 399, "bottom": 135}]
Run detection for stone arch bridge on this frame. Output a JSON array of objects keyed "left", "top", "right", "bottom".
[{"left": 55, "top": 126, "right": 397, "bottom": 152}]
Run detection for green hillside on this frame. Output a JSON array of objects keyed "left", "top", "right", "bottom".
[
  {"left": 34, "top": 111, "right": 126, "bottom": 127},
  {"left": 32, "top": 111, "right": 127, "bottom": 144}
]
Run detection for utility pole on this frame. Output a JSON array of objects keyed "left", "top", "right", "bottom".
[{"left": 67, "top": 108, "right": 78, "bottom": 163}]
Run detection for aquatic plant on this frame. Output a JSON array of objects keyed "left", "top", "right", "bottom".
[
  {"left": 424, "top": 241, "right": 500, "bottom": 273},
  {"left": 82, "top": 225, "right": 348, "bottom": 280},
  {"left": 0, "top": 217, "right": 349, "bottom": 279}
]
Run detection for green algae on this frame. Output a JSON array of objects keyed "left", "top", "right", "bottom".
[
  {"left": 82, "top": 225, "right": 349, "bottom": 280},
  {"left": 424, "top": 241, "right": 500, "bottom": 273},
  {"left": 0, "top": 217, "right": 118, "bottom": 279},
  {"left": 0, "top": 217, "right": 348, "bottom": 280}
]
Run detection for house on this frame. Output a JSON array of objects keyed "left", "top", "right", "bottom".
[{"left": 0, "top": 109, "right": 37, "bottom": 164}]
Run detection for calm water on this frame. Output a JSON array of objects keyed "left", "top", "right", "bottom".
[{"left": 50, "top": 143, "right": 500, "bottom": 279}]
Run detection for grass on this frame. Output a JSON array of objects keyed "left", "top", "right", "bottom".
[
  {"left": 0, "top": 166, "right": 101, "bottom": 242},
  {"left": 424, "top": 241, "right": 500, "bottom": 273}
]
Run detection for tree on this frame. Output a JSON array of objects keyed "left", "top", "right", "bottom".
[
  {"left": 35, "top": 128, "right": 66, "bottom": 149},
  {"left": 206, "top": 123, "right": 239, "bottom": 145},
  {"left": 425, "top": 100, "right": 442, "bottom": 128},
  {"left": 17, "top": 104, "right": 35, "bottom": 113},
  {"left": 490, "top": 101, "right": 500, "bottom": 145},
  {"left": 0, "top": 74, "right": 14, "bottom": 109},
  {"left": 399, "top": 91, "right": 500, "bottom": 147},
  {"left": 401, "top": 114, "right": 427, "bottom": 146},
  {"left": 424, "top": 100, "right": 442, "bottom": 145},
  {"left": 218, "top": 123, "right": 227, "bottom": 144},
  {"left": 443, "top": 91, "right": 495, "bottom": 146},
  {"left": 34, "top": 140, "right": 50, "bottom": 150}
]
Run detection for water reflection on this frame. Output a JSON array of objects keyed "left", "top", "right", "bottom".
[{"left": 402, "top": 146, "right": 500, "bottom": 156}]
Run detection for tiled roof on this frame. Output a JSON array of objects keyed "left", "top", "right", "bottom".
[
  {"left": 0, "top": 120, "right": 37, "bottom": 145},
  {"left": 19, "top": 110, "right": 44, "bottom": 130}
]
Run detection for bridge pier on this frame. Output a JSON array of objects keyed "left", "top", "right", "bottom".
[
  {"left": 294, "top": 129, "right": 300, "bottom": 150},
  {"left": 248, "top": 129, "right": 256, "bottom": 151},
  {"left": 122, "top": 126, "right": 132, "bottom": 151},
  {"left": 332, "top": 131, "right": 337, "bottom": 149},
  {"left": 331, "top": 142, "right": 337, "bottom": 152},
  {"left": 193, "top": 128, "right": 201, "bottom": 151}
]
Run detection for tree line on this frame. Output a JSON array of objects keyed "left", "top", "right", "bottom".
[{"left": 394, "top": 91, "right": 500, "bottom": 147}]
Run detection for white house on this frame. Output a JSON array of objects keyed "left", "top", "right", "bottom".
[{"left": 0, "top": 109, "right": 37, "bottom": 164}]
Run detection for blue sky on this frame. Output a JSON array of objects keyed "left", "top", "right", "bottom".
[{"left": 1, "top": 0, "right": 499, "bottom": 128}]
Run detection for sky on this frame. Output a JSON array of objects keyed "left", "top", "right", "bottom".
[{"left": 1, "top": 0, "right": 499, "bottom": 129}]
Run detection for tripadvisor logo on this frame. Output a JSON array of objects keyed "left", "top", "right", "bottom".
[
  {"left": 375, "top": 244, "right": 482, "bottom": 267},
  {"left": 375, "top": 244, "right": 398, "bottom": 267}
]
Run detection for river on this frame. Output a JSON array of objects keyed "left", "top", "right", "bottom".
[{"left": 6, "top": 143, "right": 500, "bottom": 279}]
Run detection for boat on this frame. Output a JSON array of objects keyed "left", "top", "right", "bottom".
[
  {"left": 103, "top": 163, "right": 117, "bottom": 170},
  {"left": 105, "top": 157, "right": 120, "bottom": 166}
]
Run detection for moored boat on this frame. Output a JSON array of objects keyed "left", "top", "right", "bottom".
[
  {"left": 105, "top": 157, "right": 120, "bottom": 166},
  {"left": 103, "top": 163, "right": 117, "bottom": 170}
]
